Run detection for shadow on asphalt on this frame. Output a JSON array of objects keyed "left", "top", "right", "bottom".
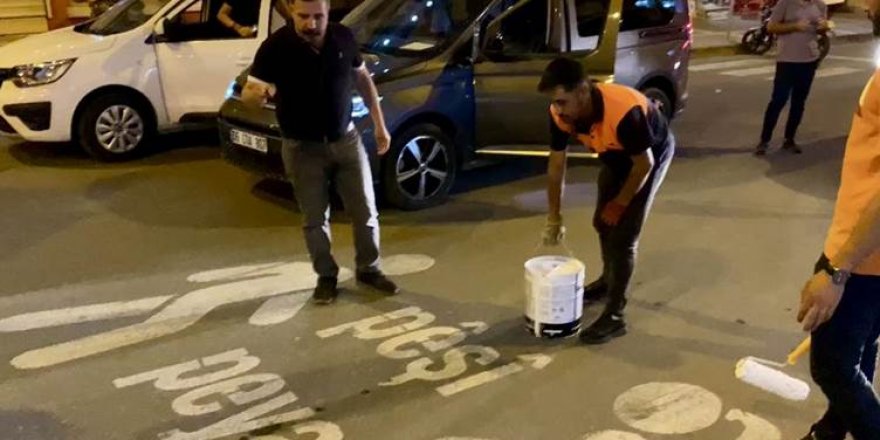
[{"left": 6, "top": 128, "right": 220, "bottom": 170}]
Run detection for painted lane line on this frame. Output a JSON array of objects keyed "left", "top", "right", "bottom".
[
  {"left": 815, "top": 66, "right": 863, "bottom": 78},
  {"left": 613, "top": 382, "right": 723, "bottom": 435},
  {"left": 825, "top": 55, "right": 875, "bottom": 63},
  {"left": 0, "top": 295, "right": 173, "bottom": 332},
  {"left": 721, "top": 66, "right": 777, "bottom": 77},
  {"left": 435, "top": 354, "right": 552, "bottom": 397},
  {"left": 726, "top": 409, "right": 781, "bottom": 440},
  {"left": 690, "top": 59, "right": 767, "bottom": 72}
]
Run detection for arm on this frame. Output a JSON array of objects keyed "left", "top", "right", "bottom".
[
  {"left": 767, "top": 0, "right": 811, "bottom": 34},
  {"left": 547, "top": 149, "right": 567, "bottom": 223},
  {"left": 831, "top": 192, "right": 880, "bottom": 272},
  {"left": 614, "top": 149, "right": 654, "bottom": 206},
  {"left": 217, "top": 3, "right": 239, "bottom": 31},
  {"left": 241, "top": 77, "right": 272, "bottom": 108},
  {"left": 353, "top": 64, "right": 391, "bottom": 155}
]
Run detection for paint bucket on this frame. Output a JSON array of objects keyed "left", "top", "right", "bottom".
[{"left": 524, "top": 255, "right": 585, "bottom": 338}]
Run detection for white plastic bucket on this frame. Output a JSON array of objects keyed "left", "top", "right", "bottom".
[{"left": 524, "top": 255, "right": 585, "bottom": 338}]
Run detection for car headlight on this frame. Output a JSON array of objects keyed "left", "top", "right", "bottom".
[{"left": 12, "top": 59, "right": 76, "bottom": 88}]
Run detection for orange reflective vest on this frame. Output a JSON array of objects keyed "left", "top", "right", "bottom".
[
  {"left": 549, "top": 83, "right": 650, "bottom": 154},
  {"left": 824, "top": 70, "right": 880, "bottom": 275}
]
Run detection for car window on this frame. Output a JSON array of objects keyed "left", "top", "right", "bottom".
[
  {"left": 574, "top": 0, "right": 609, "bottom": 37},
  {"left": 166, "top": 0, "right": 260, "bottom": 41},
  {"left": 621, "top": 0, "right": 675, "bottom": 31},
  {"left": 484, "top": 0, "right": 555, "bottom": 55}
]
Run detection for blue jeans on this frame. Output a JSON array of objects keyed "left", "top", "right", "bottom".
[{"left": 810, "top": 264, "right": 880, "bottom": 439}]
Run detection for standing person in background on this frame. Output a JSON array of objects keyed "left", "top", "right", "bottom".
[{"left": 755, "top": 0, "right": 828, "bottom": 156}]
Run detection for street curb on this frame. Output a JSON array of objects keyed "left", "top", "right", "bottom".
[{"left": 693, "top": 31, "right": 876, "bottom": 58}]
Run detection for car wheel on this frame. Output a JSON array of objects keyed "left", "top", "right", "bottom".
[
  {"left": 641, "top": 86, "right": 674, "bottom": 120},
  {"left": 382, "top": 123, "right": 457, "bottom": 211},
  {"left": 76, "top": 92, "right": 155, "bottom": 162}
]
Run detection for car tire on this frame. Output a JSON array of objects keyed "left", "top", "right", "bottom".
[
  {"left": 76, "top": 92, "right": 155, "bottom": 162},
  {"left": 382, "top": 123, "right": 457, "bottom": 211},
  {"left": 641, "top": 86, "right": 674, "bottom": 120}
]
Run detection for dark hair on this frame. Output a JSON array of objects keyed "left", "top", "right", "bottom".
[{"left": 537, "top": 57, "right": 587, "bottom": 93}]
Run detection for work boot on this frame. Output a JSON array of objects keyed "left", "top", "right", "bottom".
[
  {"left": 579, "top": 312, "right": 627, "bottom": 345},
  {"left": 356, "top": 271, "right": 400, "bottom": 295},
  {"left": 783, "top": 139, "right": 803, "bottom": 154},
  {"left": 312, "top": 277, "right": 339, "bottom": 305},
  {"left": 583, "top": 279, "right": 608, "bottom": 304},
  {"left": 754, "top": 142, "right": 769, "bottom": 156}
]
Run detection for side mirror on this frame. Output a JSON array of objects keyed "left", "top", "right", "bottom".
[{"left": 153, "top": 18, "right": 181, "bottom": 43}]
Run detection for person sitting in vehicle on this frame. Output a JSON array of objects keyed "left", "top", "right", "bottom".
[{"left": 218, "top": 0, "right": 260, "bottom": 37}]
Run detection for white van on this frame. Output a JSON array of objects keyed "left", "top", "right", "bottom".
[{"left": 0, "top": 0, "right": 292, "bottom": 161}]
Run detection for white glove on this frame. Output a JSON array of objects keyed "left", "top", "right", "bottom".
[{"left": 542, "top": 216, "right": 566, "bottom": 246}]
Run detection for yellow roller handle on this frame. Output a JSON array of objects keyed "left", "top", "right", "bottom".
[{"left": 787, "top": 336, "right": 812, "bottom": 366}]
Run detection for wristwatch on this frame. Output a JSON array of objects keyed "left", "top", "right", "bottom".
[{"left": 818, "top": 257, "right": 851, "bottom": 286}]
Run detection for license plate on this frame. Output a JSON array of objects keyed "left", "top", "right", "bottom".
[{"left": 230, "top": 129, "right": 268, "bottom": 153}]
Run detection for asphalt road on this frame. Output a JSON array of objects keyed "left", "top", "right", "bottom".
[{"left": 0, "top": 40, "right": 878, "bottom": 440}]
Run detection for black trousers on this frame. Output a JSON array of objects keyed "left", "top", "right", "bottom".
[
  {"left": 760, "top": 61, "right": 819, "bottom": 143},
  {"left": 592, "top": 136, "right": 675, "bottom": 317}
]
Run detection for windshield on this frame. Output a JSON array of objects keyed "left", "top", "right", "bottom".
[
  {"left": 343, "top": 0, "right": 496, "bottom": 57},
  {"left": 81, "top": 0, "right": 173, "bottom": 35}
]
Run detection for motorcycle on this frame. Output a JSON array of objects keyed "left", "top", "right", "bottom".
[{"left": 741, "top": 0, "right": 831, "bottom": 60}]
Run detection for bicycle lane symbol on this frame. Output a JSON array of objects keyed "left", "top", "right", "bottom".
[{"left": 0, "top": 254, "right": 436, "bottom": 370}]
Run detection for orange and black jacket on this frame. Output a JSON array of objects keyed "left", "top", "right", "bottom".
[{"left": 549, "top": 83, "right": 670, "bottom": 176}]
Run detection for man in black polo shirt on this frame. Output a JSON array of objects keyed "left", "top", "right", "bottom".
[{"left": 241, "top": 0, "right": 398, "bottom": 305}]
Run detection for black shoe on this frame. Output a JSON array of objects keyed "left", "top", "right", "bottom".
[
  {"left": 356, "top": 271, "right": 399, "bottom": 295},
  {"left": 783, "top": 139, "right": 803, "bottom": 154},
  {"left": 579, "top": 313, "right": 627, "bottom": 345},
  {"left": 583, "top": 279, "right": 608, "bottom": 304},
  {"left": 802, "top": 423, "right": 846, "bottom": 440},
  {"left": 754, "top": 142, "right": 769, "bottom": 156},
  {"left": 312, "top": 277, "right": 338, "bottom": 305}
]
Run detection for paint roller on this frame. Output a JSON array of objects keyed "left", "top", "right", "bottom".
[{"left": 735, "top": 336, "right": 812, "bottom": 401}]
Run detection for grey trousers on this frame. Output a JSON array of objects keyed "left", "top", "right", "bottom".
[{"left": 282, "top": 129, "right": 381, "bottom": 279}]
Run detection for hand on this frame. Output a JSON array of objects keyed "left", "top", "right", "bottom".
[
  {"left": 375, "top": 126, "right": 391, "bottom": 156},
  {"left": 797, "top": 272, "right": 845, "bottom": 332},
  {"left": 816, "top": 18, "right": 830, "bottom": 31},
  {"left": 543, "top": 216, "right": 566, "bottom": 246},
  {"left": 236, "top": 25, "right": 256, "bottom": 38},
  {"left": 600, "top": 200, "right": 628, "bottom": 227},
  {"left": 795, "top": 19, "right": 812, "bottom": 32}
]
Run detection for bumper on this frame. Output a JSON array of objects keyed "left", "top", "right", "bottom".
[{"left": 0, "top": 80, "right": 73, "bottom": 141}]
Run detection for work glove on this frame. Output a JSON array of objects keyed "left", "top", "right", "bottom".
[{"left": 542, "top": 215, "right": 566, "bottom": 246}]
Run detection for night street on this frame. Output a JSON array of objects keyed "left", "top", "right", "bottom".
[{"left": 1, "top": 40, "right": 878, "bottom": 439}]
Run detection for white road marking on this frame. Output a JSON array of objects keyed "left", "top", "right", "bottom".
[
  {"left": 582, "top": 431, "right": 646, "bottom": 440},
  {"left": 814, "top": 66, "right": 863, "bottom": 79},
  {"left": 825, "top": 55, "right": 875, "bottom": 63},
  {"left": 726, "top": 409, "right": 782, "bottom": 440},
  {"left": 613, "top": 382, "right": 723, "bottom": 434},
  {"left": 0, "top": 295, "right": 173, "bottom": 332},
  {"left": 434, "top": 354, "right": 552, "bottom": 397},
  {"left": 248, "top": 292, "right": 311, "bottom": 327},
  {"left": 4, "top": 254, "right": 439, "bottom": 370},
  {"left": 690, "top": 59, "right": 766, "bottom": 72},
  {"left": 382, "top": 254, "right": 436, "bottom": 276},
  {"left": 722, "top": 66, "right": 778, "bottom": 77}
]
